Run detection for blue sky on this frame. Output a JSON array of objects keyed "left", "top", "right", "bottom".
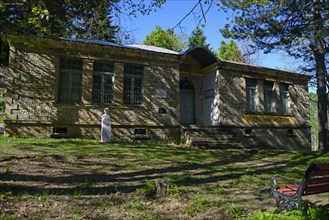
[{"left": 119, "top": 0, "right": 299, "bottom": 71}]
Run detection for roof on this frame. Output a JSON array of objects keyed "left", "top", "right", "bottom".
[
  {"left": 59, "top": 38, "right": 179, "bottom": 55},
  {"left": 6, "top": 34, "right": 311, "bottom": 79},
  {"left": 126, "top": 44, "right": 179, "bottom": 55},
  {"left": 181, "top": 47, "right": 220, "bottom": 68}
]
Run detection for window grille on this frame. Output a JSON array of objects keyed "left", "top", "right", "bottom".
[
  {"left": 264, "top": 82, "right": 275, "bottom": 113},
  {"left": 123, "top": 65, "right": 143, "bottom": 105},
  {"left": 53, "top": 127, "right": 67, "bottom": 134},
  {"left": 92, "top": 61, "right": 114, "bottom": 104},
  {"left": 246, "top": 79, "right": 258, "bottom": 112},
  {"left": 58, "top": 58, "right": 82, "bottom": 103},
  {"left": 134, "top": 128, "right": 147, "bottom": 136},
  {"left": 280, "top": 84, "right": 290, "bottom": 114}
]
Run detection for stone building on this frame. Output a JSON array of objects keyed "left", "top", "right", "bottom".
[{"left": 4, "top": 35, "right": 312, "bottom": 150}]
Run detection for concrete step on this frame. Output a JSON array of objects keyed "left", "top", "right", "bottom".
[{"left": 182, "top": 126, "right": 241, "bottom": 148}]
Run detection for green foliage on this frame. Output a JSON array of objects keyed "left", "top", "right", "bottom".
[
  {"left": 225, "top": 203, "right": 245, "bottom": 219},
  {"left": 0, "top": 0, "right": 165, "bottom": 42},
  {"left": 136, "top": 179, "right": 155, "bottom": 197},
  {"left": 84, "top": 178, "right": 94, "bottom": 188},
  {"left": 184, "top": 194, "right": 208, "bottom": 216},
  {"left": 216, "top": 40, "right": 245, "bottom": 62},
  {"left": 129, "top": 201, "right": 154, "bottom": 220},
  {"left": 0, "top": 0, "right": 5, "bottom": 13},
  {"left": 188, "top": 26, "right": 210, "bottom": 49},
  {"left": 143, "top": 26, "right": 186, "bottom": 52},
  {"left": 248, "top": 202, "right": 329, "bottom": 220},
  {"left": 167, "top": 183, "right": 187, "bottom": 198}
]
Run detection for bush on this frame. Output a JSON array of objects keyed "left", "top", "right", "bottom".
[{"left": 248, "top": 201, "right": 329, "bottom": 220}]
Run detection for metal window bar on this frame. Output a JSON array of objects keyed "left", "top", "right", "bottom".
[
  {"left": 92, "top": 61, "right": 114, "bottom": 104},
  {"left": 123, "top": 65, "right": 143, "bottom": 105}
]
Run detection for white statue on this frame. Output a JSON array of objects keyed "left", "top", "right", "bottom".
[{"left": 101, "top": 108, "right": 111, "bottom": 142}]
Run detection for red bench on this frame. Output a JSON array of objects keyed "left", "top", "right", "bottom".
[{"left": 269, "top": 163, "right": 329, "bottom": 212}]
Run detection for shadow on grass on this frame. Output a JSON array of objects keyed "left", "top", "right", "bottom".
[{"left": 0, "top": 140, "right": 328, "bottom": 198}]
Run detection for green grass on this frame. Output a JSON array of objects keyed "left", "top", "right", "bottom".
[{"left": 0, "top": 136, "right": 328, "bottom": 219}]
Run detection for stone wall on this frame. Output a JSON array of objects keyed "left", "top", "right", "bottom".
[
  {"left": 5, "top": 36, "right": 181, "bottom": 143},
  {"left": 216, "top": 62, "right": 311, "bottom": 149}
]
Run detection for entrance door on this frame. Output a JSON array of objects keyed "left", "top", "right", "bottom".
[
  {"left": 180, "top": 90, "right": 195, "bottom": 124},
  {"left": 203, "top": 72, "right": 216, "bottom": 125}
]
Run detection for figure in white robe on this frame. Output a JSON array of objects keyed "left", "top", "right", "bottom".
[{"left": 101, "top": 108, "right": 111, "bottom": 142}]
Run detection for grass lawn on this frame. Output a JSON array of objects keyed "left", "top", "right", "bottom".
[{"left": 0, "top": 136, "right": 328, "bottom": 219}]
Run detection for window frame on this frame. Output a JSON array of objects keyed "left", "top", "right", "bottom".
[
  {"left": 246, "top": 79, "right": 258, "bottom": 112},
  {"left": 263, "top": 81, "right": 275, "bottom": 113},
  {"left": 92, "top": 61, "right": 114, "bottom": 104},
  {"left": 58, "top": 58, "right": 83, "bottom": 103},
  {"left": 280, "top": 83, "right": 290, "bottom": 114},
  {"left": 123, "top": 65, "right": 144, "bottom": 105}
]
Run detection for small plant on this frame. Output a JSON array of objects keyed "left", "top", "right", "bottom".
[
  {"left": 225, "top": 203, "right": 245, "bottom": 219},
  {"left": 73, "top": 188, "right": 84, "bottom": 199},
  {"left": 1, "top": 214, "right": 15, "bottom": 220},
  {"left": 184, "top": 194, "right": 209, "bottom": 216},
  {"left": 32, "top": 212, "right": 43, "bottom": 220},
  {"left": 168, "top": 183, "right": 186, "bottom": 198},
  {"left": 84, "top": 178, "right": 94, "bottom": 188},
  {"left": 4, "top": 165, "right": 12, "bottom": 174},
  {"left": 39, "top": 189, "right": 49, "bottom": 203},
  {"left": 129, "top": 201, "right": 154, "bottom": 220},
  {"left": 247, "top": 201, "right": 329, "bottom": 220},
  {"left": 136, "top": 179, "right": 155, "bottom": 197}
]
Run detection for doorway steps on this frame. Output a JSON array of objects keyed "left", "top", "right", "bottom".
[{"left": 181, "top": 125, "right": 241, "bottom": 148}]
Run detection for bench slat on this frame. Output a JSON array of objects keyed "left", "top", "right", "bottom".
[
  {"left": 304, "top": 184, "right": 329, "bottom": 195},
  {"left": 277, "top": 185, "right": 299, "bottom": 196},
  {"left": 311, "top": 170, "right": 329, "bottom": 177}
]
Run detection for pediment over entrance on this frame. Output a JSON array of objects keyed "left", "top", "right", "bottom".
[{"left": 180, "top": 47, "right": 220, "bottom": 74}]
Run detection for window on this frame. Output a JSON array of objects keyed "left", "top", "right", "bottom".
[
  {"left": 123, "top": 65, "right": 143, "bottom": 105},
  {"left": 92, "top": 61, "right": 114, "bottom": 104},
  {"left": 53, "top": 127, "right": 67, "bottom": 134},
  {"left": 246, "top": 79, "right": 258, "bottom": 112},
  {"left": 264, "top": 82, "right": 275, "bottom": 113},
  {"left": 134, "top": 128, "right": 147, "bottom": 135},
  {"left": 58, "top": 58, "right": 82, "bottom": 103},
  {"left": 280, "top": 84, "right": 290, "bottom": 114},
  {"left": 244, "top": 128, "right": 253, "bottom": 136}
]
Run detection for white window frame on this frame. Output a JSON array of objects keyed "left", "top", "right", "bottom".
[
  {"left": 92, "top": 61, "right": 114, "bottom": 104},
  {"left": 264, "top": 82, "right": 275, "bottom": 113},
  {"left": 123, "top": 65, "right": 143, "bottom": 105},
  {"left": 280, "top": 84, "right": 290, "bottom": 114},
  {"left": 58, "top": 58, "right": 82, "bottom": 103},
  {"left": 246, "top": 79, "right": 258, "bottom": 112}
]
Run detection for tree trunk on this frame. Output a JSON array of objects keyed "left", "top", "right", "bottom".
[
  {"left": 313, "top": 0, "right": 328, "bottom": 152},
  {"left": 315, "top": 51, "right": 328, "bottom": 152}
]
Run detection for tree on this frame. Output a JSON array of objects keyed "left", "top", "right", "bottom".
[
  {"left": 0, "top": 0, "right": 166, "bottom": 65},
  {"left": 0, "top": 0, "right": 120, "bottom": 41},
  {"left": 188, "top": 26, "right": 210, "bottom": 49},
  {"left": 216, "top": 40, "right": 245, "bottom": 63},
  {"left": 218, "top": 0, "right": 329, "bottom": 151},
  {"left": 143, "top": 26, "right": 186, "bottom": 52}
]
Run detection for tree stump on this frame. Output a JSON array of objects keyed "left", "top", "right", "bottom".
[{"left": 154, "top": 178, "right": 169, "bottom": 197}]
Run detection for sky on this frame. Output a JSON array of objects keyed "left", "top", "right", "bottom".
[{"left": 118, "top": 0, "right": 299, "bottom": 71}]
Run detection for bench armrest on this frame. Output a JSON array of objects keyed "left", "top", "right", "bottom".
[{"left": 272, "top": 174, "right": 299, "bottom": 187}]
